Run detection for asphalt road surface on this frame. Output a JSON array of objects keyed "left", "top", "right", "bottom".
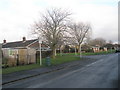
[{"left": 3, "top": 53, "right": 118, "bottom": 88}]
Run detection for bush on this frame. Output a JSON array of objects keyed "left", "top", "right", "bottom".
[
  {"left": 36, "top": 51, "right": 52, "bottom": 59},
  {"left": 2, "top": 64, "right": 9, "bottom": 68},
  {"left": 84, "top": 49, "right": 94, "bottom": 52},
  {"left": 2, "top": 57, "right": 8, "bottom": 65}
]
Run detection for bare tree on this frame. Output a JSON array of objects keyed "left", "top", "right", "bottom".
[
  {"left": 84, "top": 30, "right": 92, "bottom": 44},
  {"left": 108, "top": 40, "right": 113, "bottom": 44},
  {"left": 89, "top": 38, "right": 106, "bottom": 47},
  {"left": 68, "top": 22, "right": 92, "bottom": 53},
  {"left": 32, "top": 8, "right": 71, "bottom": 58},
  {"left": 63, "top": 36, "right": 78, "bottom": 55}
]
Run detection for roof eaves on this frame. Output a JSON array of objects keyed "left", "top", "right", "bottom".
[{"left": 27, "top": 39, "right": 38, "bottom": 47}]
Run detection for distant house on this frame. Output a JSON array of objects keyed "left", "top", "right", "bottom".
[
  {"left": 114, "top": 44, "right": 120, "bottom": 50},
  {"left": 91, "top": 45, "right": 107, "bottom": 53},
  {"left": 2, "top": 37, "right": 50, "bottom": 66},
  {"left": 81, "top": 44, "right": 93, "bottom": 52},
  {"left": 92, "top": 46, "right": 100, "bottom": 53},
  {"left": 103, "top": 43, "right": 115, "bottom": 50}
]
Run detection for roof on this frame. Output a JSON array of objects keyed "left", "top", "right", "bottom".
[
  {"left": 2, "top": 39, "right": 38, "bottom": 48},
  {"left": 103, "top": 44, "right": 114, "bottom": 48}
]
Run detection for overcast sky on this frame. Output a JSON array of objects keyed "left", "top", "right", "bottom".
[{"left": 0, "top": 0, "right": 118, "bottom": 43}]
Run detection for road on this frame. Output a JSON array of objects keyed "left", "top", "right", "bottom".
[{"left": 3, "top": 53, "right": 118, "bottom": 88}]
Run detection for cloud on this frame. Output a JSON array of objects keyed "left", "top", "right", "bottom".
[
  {"left": 0, "top": 0, "right": 42, "bottom": 42},
  {"left": 0, "top": 0, "right": 118, "bottom": 43}
]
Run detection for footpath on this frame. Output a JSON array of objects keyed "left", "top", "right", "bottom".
[{"left": 2, "top": 55, "right": 106, "bottom": 85}]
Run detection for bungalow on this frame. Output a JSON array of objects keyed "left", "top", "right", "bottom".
[
  {"left": 2, "top": 37, "right": 50, "bottom": 67},
  {"left": 91, "top": 45, "right": 107, "bottom": 53},
  {"left": 103, "top": 43, "right": 115, "bottom": 50}
]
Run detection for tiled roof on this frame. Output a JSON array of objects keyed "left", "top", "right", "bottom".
[{"left": 2, "top": 39, "right": 38, "bottom": 48}]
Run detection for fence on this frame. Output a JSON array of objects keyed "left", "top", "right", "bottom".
[{"left": 2, "top": 54, "right": 36, "bottom": 67}]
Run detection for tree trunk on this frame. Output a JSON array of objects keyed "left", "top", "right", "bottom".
[
  {"left": 78, "top": 45, "right": 80, "bottom": 53},
  {"left": 78, "top": 44, "right": 82, "bottom": 57},
  {"left": 75, "top": 46, "right": 77, "bottom": 55},
  {"left": 55, "top": 48, "right": 56, "bottom": 56},
  {"left": 60, "top": 46, "right": 63, "bottom": 56},
  {"left": 52, "top": 46, "right": 56, "bottom": 59}
]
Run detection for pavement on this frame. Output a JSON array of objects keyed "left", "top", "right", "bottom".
[{"left": 2, "top": 54, "right": 106, "bottom": 85}]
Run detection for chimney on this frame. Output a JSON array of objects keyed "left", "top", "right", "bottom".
[
  {"left": 23, "top": 37, "right": 26, "bottom": 41},
  {"left": 3, "top": 39, "right": 6, "bottom": 43}
]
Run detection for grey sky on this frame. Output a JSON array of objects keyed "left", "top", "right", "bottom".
[{"left": 0, "top": 0, "right": 118, "bottom": 43}]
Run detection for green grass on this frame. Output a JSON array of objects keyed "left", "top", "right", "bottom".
[
  {"left": 2, "top": 64, "right": 42, "bottom": 74},
  {"left": 59, "top": 50, "right": 115, "bottom": 56},
  {"left": 2, "top": 50, "right": 115, "bottom": 74},
  {"left": 82, "top": 50, "right": 115, "bottom": 55},
  {"left": 50, "top": 55, "right": 80, "bottom": 65},
  {"left": 37, "top": 55, "right": 80, "bottom": 66},
  {"left": 2, "top": 55, "right": 80, "bottom": 74}
]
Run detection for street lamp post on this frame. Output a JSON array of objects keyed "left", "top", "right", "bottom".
[{"left": 38, "top": 37, "right": 42, "bottom": 66}]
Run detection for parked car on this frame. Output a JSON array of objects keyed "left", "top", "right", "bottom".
[{"left": 115, "top": 49, "right": 120, "bottom": 53}]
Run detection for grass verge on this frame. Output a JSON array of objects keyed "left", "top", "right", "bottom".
[
  {"left": 60, "top": 50, "right": 115, "bottom": 56},
  {"left": 2, "top": 50, "right": 115, "bottom": 74},
  {"left": 2, "top": 55, "right": 80, "bottom": 74},
  {"left": 2, "top": 64, "right": 42, "bottom": 74}
]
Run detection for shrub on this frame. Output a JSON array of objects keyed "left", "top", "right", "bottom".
[
  {"left": 85, "top": 49, "right": 94, "bottom": 52},
  {"left": 2, "top": 57, "right": 8, "bottom": 65}
]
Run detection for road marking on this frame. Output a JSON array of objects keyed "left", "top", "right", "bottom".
[{"left": 86, "top": 59, "right": 103, "bottom": 67}]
